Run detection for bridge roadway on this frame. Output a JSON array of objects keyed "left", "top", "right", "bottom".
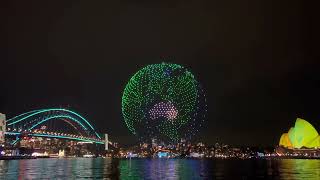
[{"left": 4, "top": 131, "right": 111, "bottom": 145}]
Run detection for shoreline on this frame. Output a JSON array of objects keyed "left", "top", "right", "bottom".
[
  {"left": 2, "top": 156, "right": 320, "bottom": 160},
  {"left": 0, "top": 156, "right": 37, "bottom": 160}
]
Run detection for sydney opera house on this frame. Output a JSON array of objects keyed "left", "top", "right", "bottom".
[{"left": 276, "top": 118, "right": 320, "bottom": 157}]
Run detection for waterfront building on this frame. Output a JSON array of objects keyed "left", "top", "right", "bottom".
[{"left": 0, "top": 113, "right": 5, "bottom": 144}]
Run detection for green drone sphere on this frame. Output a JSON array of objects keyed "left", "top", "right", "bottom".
[{"left": 122, "top": 63, "right": 206, "bottom": 142}]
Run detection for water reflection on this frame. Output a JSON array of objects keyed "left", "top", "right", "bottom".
[
  {"left": 119, "top": 159, "right": 320, "bottom": 179},
  {"left": 0, "top": 158, "right": 119, "bottom": 179},
  {"left": 0, "top": 158, "right": 320, "bottom": 179},
  {"left": 277, "top": 159, "right": 320, "bottom": 180}
]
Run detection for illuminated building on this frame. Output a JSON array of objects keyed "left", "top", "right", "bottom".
[
  {"left": 157, "top": 151, "right": 169, "bottom": 158},
  {"left": 0, "top": 113, "right": 5, "bottom": 144},
  {"left": 277, "top": 118, "right": 320, "bottom": 156}
]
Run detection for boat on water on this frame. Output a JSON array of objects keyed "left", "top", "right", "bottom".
[{"left": 83, "top": 154, "right": 95, "bottom": 158}]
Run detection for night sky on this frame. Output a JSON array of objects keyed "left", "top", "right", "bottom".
[{"left": 1, "top": 1, "right": 319, "bottom": 146}]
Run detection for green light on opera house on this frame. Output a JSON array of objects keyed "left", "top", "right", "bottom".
[{"left": 278, "top": 118, "right": 320, "bottom": 153}]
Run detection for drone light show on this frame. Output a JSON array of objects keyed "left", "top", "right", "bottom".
[{"left": 122, "top": 63, "right": 207, "bottom": 142}]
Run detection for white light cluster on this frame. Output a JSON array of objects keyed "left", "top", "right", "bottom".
[{"left": 149, "top": 102, "right": 178, "bottom": 120}]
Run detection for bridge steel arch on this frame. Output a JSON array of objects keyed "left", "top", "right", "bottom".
[{"left": 6, "top": 109, "right": 102, "bottom": 142}]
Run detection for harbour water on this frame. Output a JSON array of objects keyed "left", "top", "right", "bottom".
[{"left": 0, "top": 158, "right": 319, "bottom": 179}]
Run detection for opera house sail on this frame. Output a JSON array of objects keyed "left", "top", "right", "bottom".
[{"left": 277, "top": 118, "right": 320, "bottom": 157}]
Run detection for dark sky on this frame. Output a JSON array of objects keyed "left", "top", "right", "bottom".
[{"left": 1, "top": 0, "right": 319, "bottom": 146}]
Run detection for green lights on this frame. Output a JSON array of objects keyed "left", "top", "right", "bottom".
[
  {"left": 28, "top": 115, "right": 88, "bottom": 131},
  {"left": 6, "top": 110, "right": 41, "bottom": 122},
  {"left": 279, "top": 118, "right": 320, "bottom": 149},
  {"left": 122, "top": 63, "right": 206, "bottom": 142},
  {"left": 7, "top": 108, "right": 101, "bottom": 139}
]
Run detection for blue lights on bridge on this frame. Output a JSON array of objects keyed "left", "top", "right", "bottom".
[
  {"left": 28, "top": 115, "right": 88, "bottom": 131},
  {"left": 7, "top": 108, "right": 101, "bottom": 139},
  {"left": 5, "top": 108, "right": 105, "bottom": 145}
]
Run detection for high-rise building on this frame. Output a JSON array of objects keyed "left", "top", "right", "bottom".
[
  {"left": 0, "top": 113, "right": 6, "bottom": 143},
  {"left": 152, "top": 138, "right": 158, "bottom": 148}
]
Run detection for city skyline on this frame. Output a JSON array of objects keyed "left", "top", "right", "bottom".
[{"left": 1, "top": 1, "right": 319, "bottom": 146}]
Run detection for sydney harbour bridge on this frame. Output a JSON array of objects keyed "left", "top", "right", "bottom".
[{"left": 3, "top": 108, "right": 110, "bottom": 147}]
